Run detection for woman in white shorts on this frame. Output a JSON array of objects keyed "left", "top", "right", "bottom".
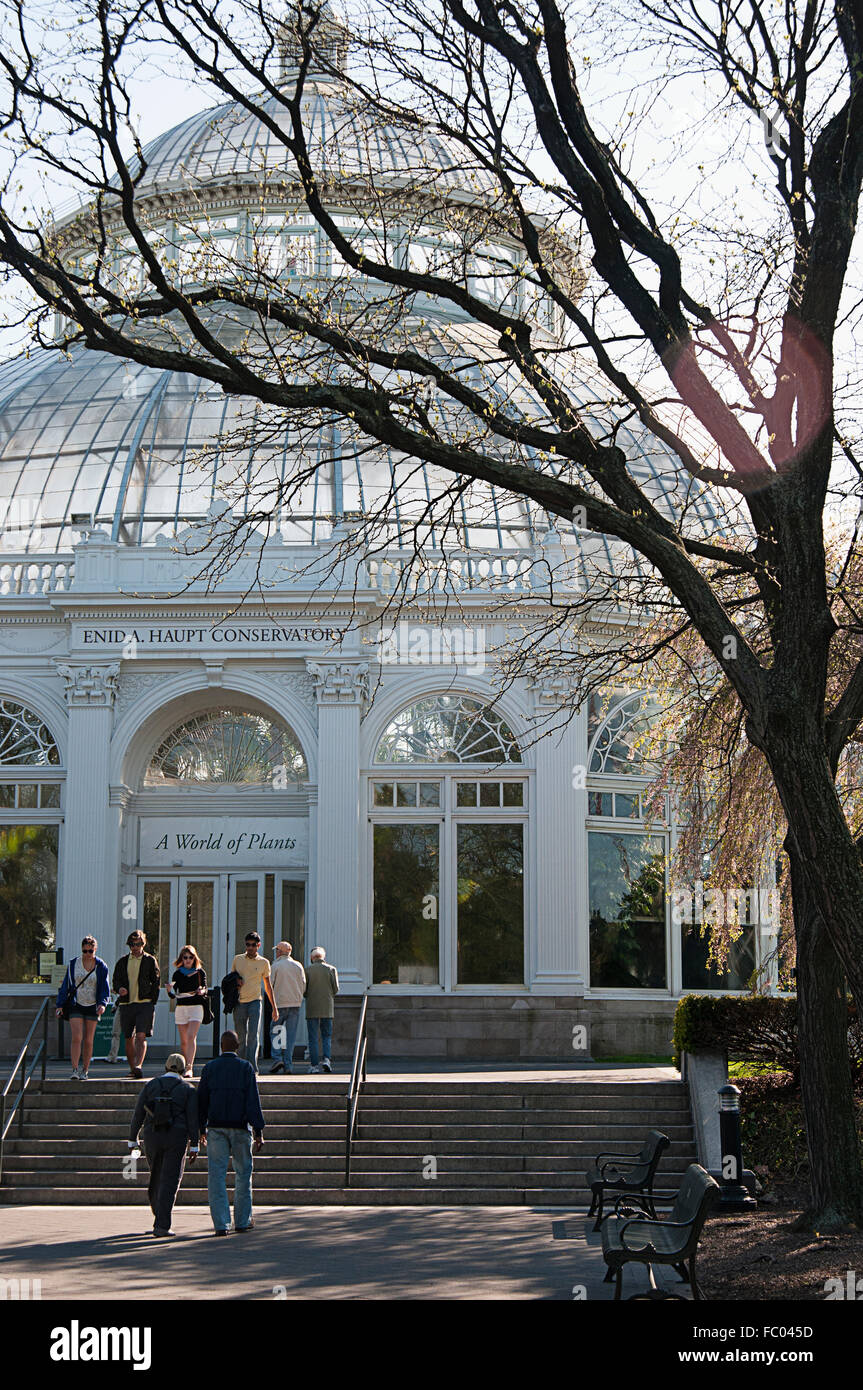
[{"left": 167, "top": 945, "right": 207, "bottom": 1077}]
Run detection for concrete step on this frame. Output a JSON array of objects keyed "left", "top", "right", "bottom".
[
  {"left": 19, "top": 1124, "right": 694, "bottom": 1146},
  {"left": 1, "top": 1075, "right": 693, "bottom": 1207},
  {"left": 0, "top": 1148, "right": 696, "bottom": 1173},
  {"left": 20, "top": 1097, "right": 691, "bottom": 1126},
  {"left": 17, "top": 1122, "right": 694, "bottom": 1146},
  {"left": 0, "top": 1185, "right": 599, "bottom": 1206},
  {"left": 3, "top": 1164, "right": 693, "bottom": 1191}
]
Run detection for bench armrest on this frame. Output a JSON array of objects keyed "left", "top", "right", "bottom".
[
  {"left": 596, "top": 1151, "right": 640, "bottom": 1173},
  {"left": 618, "top": 1219, "right": 658, "bottom": 1254},
  {"left": 620, "top": 1217, "right": 698, "bottom": 1256}
]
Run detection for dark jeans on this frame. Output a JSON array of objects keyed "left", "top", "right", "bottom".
[{"left": 143, "top": 1127, "right": 188, "bottom": 1231}]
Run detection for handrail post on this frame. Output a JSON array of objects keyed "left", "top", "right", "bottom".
[
  {"left": 18, "top": 1046, "right": 27, "bottom": 1138},
  {"left": 41, "top": 999, "right": 48, "bottom": 1085},
  {"left": 0, "top": 1093, "right": 5, "bottom": 1184},
  {"left": 345, "top": 991, "right": 369, "bottom": 1187}
]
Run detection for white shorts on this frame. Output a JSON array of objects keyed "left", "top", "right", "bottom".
[{"left": 175, "top": 1004, "right": 204, "bottom": 1025}]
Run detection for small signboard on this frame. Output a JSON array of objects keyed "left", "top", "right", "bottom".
[
  {"left": 39, "top": 951, "right": 57, "bottom": 975},
  {"left": 93, "top": 1007, "right": 116, "bottom": 1058},
  {"left": 49, "top": 964, "right": 67, "bottom": 988}
]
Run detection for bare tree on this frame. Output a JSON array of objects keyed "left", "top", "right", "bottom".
[
  {"left": 645, "top": 595, "right": 863, "bottom": 1227},
  {"left": 1, "top": 0, "right": 863, "bottom": 1219}
]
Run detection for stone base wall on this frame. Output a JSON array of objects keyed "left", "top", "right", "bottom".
[
  {"left": 331, "top": 994, "right": 678, "bottom": 1062},
  {"left": 0, "top": 992, "right": 679, "bottom": 1064}
]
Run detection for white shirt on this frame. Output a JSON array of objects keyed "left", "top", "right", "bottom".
[{"left": 270, "top": 956, "right": 306, "bottom": 1008}]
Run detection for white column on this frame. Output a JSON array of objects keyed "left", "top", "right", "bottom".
[
  {"left": 306, "top": 660, "right": 367, "bottom": 988},
  {"left": 55, "top": 663, "right": 120, "bottom": 961},
  {"left": 531, "top": 682, "right": 586, "bottom": 989}
]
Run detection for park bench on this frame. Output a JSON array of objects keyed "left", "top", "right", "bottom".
[
  {"left": 600, "top": 1163, "right": 720, "bottom": 1301},
  {"left": 586, "top": 1128, "right": 670, "bottom": 1231}
]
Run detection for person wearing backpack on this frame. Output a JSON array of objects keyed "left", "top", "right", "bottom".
[{"left": 129, "top": 1053, "right": 199, "bottom": 1237}]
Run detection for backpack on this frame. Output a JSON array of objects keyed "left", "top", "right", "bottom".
[{"left": 145, "top": 1076, "right": 183, "bottom": 1131}]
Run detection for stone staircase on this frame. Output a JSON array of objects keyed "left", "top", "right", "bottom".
[{"left": 0, "top": 1075, "right": 695, "bottom": 1206}]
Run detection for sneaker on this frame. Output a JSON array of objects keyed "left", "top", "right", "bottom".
[
  {"left": 152, "top": 1228, "right": 176, "bottom": 1238},
  {"left": 269, "top": 1063, "right": 285, "bottom": 1075},
  {"left": 309, "top": 1065, "right": 321, "bottom": 1074},
  {"left": 69, "top": 1067, "right": 80, "bottom": 1081},
  {"left": 321, "top": 1059, "right": 332, "bottom": 1073},
  {"left": 132, "top": 1067, "right": 144, "bottom": 1079},
  {"left": 214, "top": 1229, "right": 229, "bottom": 1237},
  {"left": 80, "top": 1071, "right": 90, "bottom": 1080},
  {"left": 236, "top": 1222, "right": 255, "bottom": 1232}
]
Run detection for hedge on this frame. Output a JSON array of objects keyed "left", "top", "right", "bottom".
[{"left": 673, "top": 994, "right": 863, "bottom": 1082}]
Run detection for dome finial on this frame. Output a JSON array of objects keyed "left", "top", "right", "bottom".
[{"left": 279, "top": 1, "right": 350, "bottom": 82}]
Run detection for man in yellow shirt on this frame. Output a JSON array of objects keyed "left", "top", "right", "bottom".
[{"left": 230, "top": 933, "right": 278, "bottom": 1074}]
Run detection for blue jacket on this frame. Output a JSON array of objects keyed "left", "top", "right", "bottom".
[
  {"left": 56, "top": 956, "right": 111, "bottom": 1011},
  {"left": 197, "top": 1052, "right": 265, "bottom": 1135}
]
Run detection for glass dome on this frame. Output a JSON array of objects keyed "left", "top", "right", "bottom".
[
  {"left": 0, "top": 33, "right": 724, "bottom": 563},
  {"left": 0, "top": 333, "right": 720, "bottom": 555}
]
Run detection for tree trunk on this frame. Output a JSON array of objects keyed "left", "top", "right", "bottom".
[
  {"left": 759, "top": 730, "right": 863, "bottom": 1017},
  {"left": 788, "top": 845, "right": 863, "bottom": 1230}
]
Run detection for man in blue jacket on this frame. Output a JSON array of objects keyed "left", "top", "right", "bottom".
[{"left": 197, "top": 1030, "right": 266, "bottom": 1236}]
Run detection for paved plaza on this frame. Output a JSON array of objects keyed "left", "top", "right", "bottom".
[{"left": 0, "top": 1204, "right": 688, "bottom": 1300}]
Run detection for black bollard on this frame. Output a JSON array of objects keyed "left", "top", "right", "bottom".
[{"left": 717, "top": 1083, "right": 756, "bottom": 1210}]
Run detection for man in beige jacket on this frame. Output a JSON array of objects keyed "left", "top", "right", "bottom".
[
  {"left": 304, "top": 947, "right": 339, "bottom": 1074},
  {"left": 269, "top": 942, "right": 306, "bottom": 1074}
]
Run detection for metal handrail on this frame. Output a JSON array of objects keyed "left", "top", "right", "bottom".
[
  {"left": 0, "top": 995, "right": 51, "bottom": 1184},
  {"left": 344, "top": 992, "right": 369, "bottom": 1186}
]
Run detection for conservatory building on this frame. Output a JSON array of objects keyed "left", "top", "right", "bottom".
[{"left": 0, "top": 27, "right": 762, "bottom": 1059}]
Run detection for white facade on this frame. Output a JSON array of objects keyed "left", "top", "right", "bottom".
[{"left": 0, "top": 29, "right": 765, "bottom": 1057}]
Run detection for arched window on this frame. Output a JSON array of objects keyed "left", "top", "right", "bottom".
[
  {"left": 0, "top": 700, "right": 62, "bottom": 984},
  {"left": 375, "top": 695, "right": 522, "bottom": 765},
  {"left": 588, "top": 691, "right": 662, "bottom": 775},
  {"left": 0, "top": 699, "right": 61, "bottom": 766},
  {"left": 144, "top": 708, "right": 308, "bottom": 785}
]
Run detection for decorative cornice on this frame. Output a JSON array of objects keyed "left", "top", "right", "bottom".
[
  {"left": 55, "top": 662, "right": 120, "bottom": 708},
  {"left": 306, "top": 660, "right": 369, "bottom": 706}
]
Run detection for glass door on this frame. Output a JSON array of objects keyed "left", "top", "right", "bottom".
[
  {"left": 228, "top": 874, "right": 266, "bottom": 962},
  {"left": 138, "top": 876, "right": 223, "bottom": 1045}
]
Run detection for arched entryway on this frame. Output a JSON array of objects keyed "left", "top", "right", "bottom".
[{"left": 124, "top": 701, "right": 312, "bottom": 1046}]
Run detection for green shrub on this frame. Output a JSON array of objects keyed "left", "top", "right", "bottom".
[
  {"left": 673, "top": 995, "right": 798, "bottom": 1070},
  {"left": 673, "top": 994, "right": 863, "bottom": 1083}
]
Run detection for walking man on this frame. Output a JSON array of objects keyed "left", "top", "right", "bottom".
[
  {"left": 230, "top": 932, "right": 278, "bottom": 1072},
  {"left": 113, "top": 930, "right": 161, "bottom": 1078},
  {"left": 197, "top": 1031, "right": 265, "bottom": 1236},
  {"left": 305, "top": 946, "right": 339, "bottom": 1074},
  {"left": 129, "top": 1052, "right": 198, "bottom": 1237},
  {"left": 269, "top": 941, "right": 306, "bottom": 1074}
]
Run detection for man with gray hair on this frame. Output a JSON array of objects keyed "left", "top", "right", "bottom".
[
  {"left": 304, "top": 946, "right": 339, "bottom": 1074},
  {"left": 269, "top": 941, "right": 306, "bottom": 1074},
  {"left": 129, "top": 1053, "right": 198, "bottom": 1237}
]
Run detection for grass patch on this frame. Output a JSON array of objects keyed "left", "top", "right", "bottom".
[{"left": 729, "top": 1059, "right": 781, "bottom": 1078}]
